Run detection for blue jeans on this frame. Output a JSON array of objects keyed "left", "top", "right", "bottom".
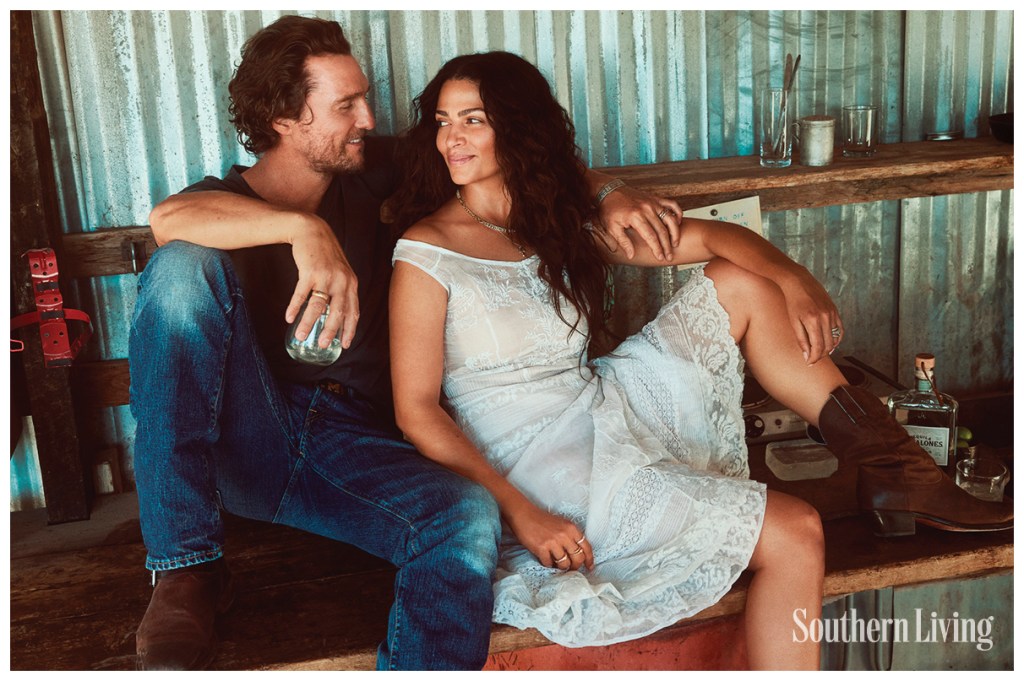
[{"left": 128, "top": 241, "right": 501, "bottom": 670}]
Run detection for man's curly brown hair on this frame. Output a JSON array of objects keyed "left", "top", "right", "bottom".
[{"left": 228, "top": 15, "right": 351, "bottom": 155}]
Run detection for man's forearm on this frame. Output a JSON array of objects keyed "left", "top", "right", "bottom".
[{"left": 149, "top": 190, "right": 314, "bottom": 249}]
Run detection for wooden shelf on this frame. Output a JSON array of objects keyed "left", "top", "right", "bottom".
[{"left": 608, "top": 136, "right": 1014, "bottom": 212}]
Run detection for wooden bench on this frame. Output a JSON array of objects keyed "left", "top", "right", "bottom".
[
  {"left": 9, "top": 137, "right": 1014, "bottom": 670},
  {"left": 10, "top": 435, "right": 1014, "bottom": 670}
]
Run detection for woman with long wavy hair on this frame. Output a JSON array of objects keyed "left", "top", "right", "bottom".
[{"left": 387, "top": 51, "right": 1010, "bottom": 669}]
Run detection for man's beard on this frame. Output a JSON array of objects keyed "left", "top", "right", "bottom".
[
  {"left": 310, "top": 151, "right": 364, "bottom": 175},
  {"left": 307, "top": 135, "right": 367, "bottom": 175}
]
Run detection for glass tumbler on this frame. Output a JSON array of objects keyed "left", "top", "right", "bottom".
[
  {"left": 955, "top": 457, "right": 1009, "bottom": 502},
  {"left": 842, "top": 105, "right": 878, "bottom": 157},
  {"left": 285, "top": 299, "right": 342, "bottom": 366},
  {"left": 760, "top": 87, "right": 793, "bottom": 168}
]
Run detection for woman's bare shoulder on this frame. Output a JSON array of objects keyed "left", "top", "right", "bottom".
[{"left": 400, "top": 202, "right": 464, "bottom": 249}]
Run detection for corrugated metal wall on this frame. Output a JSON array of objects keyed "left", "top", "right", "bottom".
[
  {"left": 897, "top": 10, "right": 1015, "bottom": 389},
  {"left": 13, "top": 9, "right": 1013, "bottom": 506},
  {"left": 819, "top": 572, "right": 1013, "bottom": 670}
]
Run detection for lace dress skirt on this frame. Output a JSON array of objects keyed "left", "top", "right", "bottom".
[{"left": 489, "top": 268, "right": 767, "bottom": 647}]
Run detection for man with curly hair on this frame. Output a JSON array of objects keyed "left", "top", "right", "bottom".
[{"left": 133, "top": 14, "right": 676, "bottom": 671}]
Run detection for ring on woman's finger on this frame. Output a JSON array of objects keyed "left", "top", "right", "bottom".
[
  {"left": 554, "top": 554, "right": 569, "bottom": 564},
  {"left": 575, "top": 535, "right": 587, "bottom": 545},
  {"left": 657, "top": 209, "right": 669, "bottom": 221},
  {"left": 310, "top": 290, "right": 330, "bottom": 302},
  {"left": 831, "top": 326, "right": 841, "bottom": 338},
  {"left": 571, "top": 547, "right": 584, "bottom": 555}
]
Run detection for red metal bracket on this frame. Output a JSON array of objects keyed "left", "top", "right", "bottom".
[{"left": 10, "top": 248, "right": 92, "bottom": 367}]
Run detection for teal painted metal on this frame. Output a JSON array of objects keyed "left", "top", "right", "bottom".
[
  {"left": 903, "top": 10, "right": 1015, "bottom": 141},
  {"left": 897, "top": 191, "right": 1014, "bottom": 394},
  {"left": 28, "top": 9, "right": 937, "bottom": 229},
  {"left": 10, "top": 418, "right": 46, "bottom": 512},
  {"left": 896, "top": 10, "right": 1014, "bottom": 393},
  {"left": 819, "top": 573, "right": 1013, "bottom": 670},
  {"left": 14, "top": 10, "right": 1013, "bottom": 509}
]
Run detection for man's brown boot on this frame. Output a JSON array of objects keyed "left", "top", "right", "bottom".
[
  {"left": 817, "top": 384, "right": 1013, "bottom": 537},
  {"left": 136, "top": 558, "right": 234, "bottom": 670}
]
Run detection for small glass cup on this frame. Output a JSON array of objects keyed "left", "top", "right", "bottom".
[
  {"left": 842, "top": 105, "right": 878, "bottom": 157},
  {"left": 760, "top": 87, "right": 793, "bottom": 168},
  {"left": 285, "top": 299, "right": 342, "bottom": 366},
  {"left": 955, "top": 457, "right": 1009, "bottom": 502}
]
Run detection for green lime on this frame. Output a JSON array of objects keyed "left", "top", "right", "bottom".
[{"left": 956, "top": 426, "right": 973, "bottom": 442}]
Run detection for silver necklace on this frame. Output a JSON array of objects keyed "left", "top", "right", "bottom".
[{"left": 456, "top": 189, "right": 527, "bottom": 257}]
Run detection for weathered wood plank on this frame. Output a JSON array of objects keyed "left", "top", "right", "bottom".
[
  {"left": 610, "top": 136, "right": 1013, "bottom": 212},
  {"left": 59, "top": 226, "right": 156, "bottom": 279}
]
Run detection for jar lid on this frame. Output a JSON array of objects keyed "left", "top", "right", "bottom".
[{"left": 801, "top": 115, "right": 835, "bottom": 125}]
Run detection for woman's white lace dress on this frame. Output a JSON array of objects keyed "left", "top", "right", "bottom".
[{"left": 393, "top": 239, "right": 767, "bottom": 647}]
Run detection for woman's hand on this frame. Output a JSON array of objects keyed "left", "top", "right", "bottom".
[
  {"left": 595, "top": 185, "right": 682, "bottom": 262},
  {"left": 287, "top": 215, "right": 360, "bottom": 349},
  {"left": 777, "top": 266, "right": 844, "bottom": 365},
  {"left": 504, "top": 502, "right": 594, "bottom": 571}
]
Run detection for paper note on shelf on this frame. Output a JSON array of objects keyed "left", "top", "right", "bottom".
[{"left": 677, "top": 195, "right": 762, "bottom": 270}]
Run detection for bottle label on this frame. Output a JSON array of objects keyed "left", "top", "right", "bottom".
[{"left": 902, "top": 425, "right": 949, "bottom": 466}]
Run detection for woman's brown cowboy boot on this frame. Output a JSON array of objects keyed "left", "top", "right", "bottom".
[{"left": 817, "top": 384, "right": 1013, "bottom": 537}]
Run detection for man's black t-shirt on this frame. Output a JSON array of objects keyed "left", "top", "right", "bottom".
[{"left": 180, "top": 137, "right": 401, "bottom": 417}]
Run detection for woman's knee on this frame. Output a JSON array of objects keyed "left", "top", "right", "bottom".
[
  {"left": 705, "top": 257, "right": 779, "bottom": 305},
  {"left": 751, "top": 492, "right": 825, "bottom": 571},
  {"left": 704, "top": 258, "right": 787, "bottom": 342}
]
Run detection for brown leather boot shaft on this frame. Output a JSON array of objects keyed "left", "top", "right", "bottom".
[
  {"left": 818, "top": 384, "right": 1012, "bottom": 536},
  {"left": 818, "top": 384, "right": 944, "bottom": 483}
]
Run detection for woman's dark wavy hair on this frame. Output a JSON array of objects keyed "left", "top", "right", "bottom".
[
  {"left": 228, "top": 15, "right": 352, "bottom": 155},
  {"left": 392, "top": 51, "right": 611, "bottom": 349}
]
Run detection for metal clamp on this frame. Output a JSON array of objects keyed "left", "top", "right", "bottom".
[
  {"left": 10, "top": 248, "right": 92, "bottom": 367},
  {"left": 121, "top": 239, "right": 150, "bottom": 275}
]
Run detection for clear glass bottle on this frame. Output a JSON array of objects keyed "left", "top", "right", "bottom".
[
  {"left": 887, "top": 353, "right": 959, "bottom": 475},
  {"left": 285, "top": 299, "right": 342, "bottom": 366}
]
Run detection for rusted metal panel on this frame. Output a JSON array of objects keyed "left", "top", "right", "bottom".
[{"left": 897, "top": 191, "right": 1014, "bottom": 394}]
